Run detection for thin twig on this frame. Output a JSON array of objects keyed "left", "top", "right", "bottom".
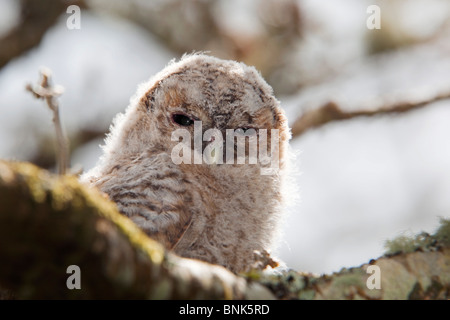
[
  {"left": 291, "top": 91, "right": 450, "bottom": 138},
  {"left": 26, "top": 68, "right": 69, "bottom": 175}
]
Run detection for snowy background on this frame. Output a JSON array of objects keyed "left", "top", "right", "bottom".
[{"left": 1, "top": 0, "right": 450, "bottom": 274}]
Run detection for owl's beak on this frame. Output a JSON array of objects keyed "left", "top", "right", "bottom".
[
  {"left": 202, "top": 137, "right": 223, "bottom": 165},
  {"left": 209, "top": 149, "right": 220, "bottom": 165}
]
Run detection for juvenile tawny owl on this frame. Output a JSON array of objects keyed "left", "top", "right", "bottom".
[{"left": 81, "top": 54, "right": 291, "bottom": 273}]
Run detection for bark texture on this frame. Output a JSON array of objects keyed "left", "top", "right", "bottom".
[{"left": 0, "top": 160, "right": 448, "bottom": 299}]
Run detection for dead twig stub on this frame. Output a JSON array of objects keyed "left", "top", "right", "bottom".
[{"left": 26, "top": 68, "right": 69, "bottom": 175}]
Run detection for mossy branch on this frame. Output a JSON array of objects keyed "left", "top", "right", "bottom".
[
  {"left": 250, "top": 225, "right": 450, "bottom": 300},
  {"left": 0, "top": 160, "right": 273, "bottom": 299},
  {"left": 0, "top": 160, "right": 449, "bottom": 299}
]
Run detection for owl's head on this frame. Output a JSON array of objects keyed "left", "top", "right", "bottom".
[{"left": 104, "top": 54, "right": 290, "bottom": 174}]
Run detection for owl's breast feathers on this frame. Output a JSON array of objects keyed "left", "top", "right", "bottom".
[{"left": 93, "top": 153, "right": 195, "bottom": 250}]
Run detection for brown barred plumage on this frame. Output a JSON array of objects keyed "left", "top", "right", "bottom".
[{"left": 81, "top": 54, "right": 291, "bottom": 273}]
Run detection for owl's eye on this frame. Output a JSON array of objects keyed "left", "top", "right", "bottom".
[{"left": 172, "top": 113, "right": 194, "bottom": 126}]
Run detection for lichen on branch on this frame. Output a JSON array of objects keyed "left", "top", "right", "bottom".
[{"left": 0, "top": 160, "right": 449, "bottom": 300}]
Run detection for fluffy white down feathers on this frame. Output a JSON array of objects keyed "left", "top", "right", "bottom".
[{"left": 81, "top": 54, "right": 291, "bottom": 273}]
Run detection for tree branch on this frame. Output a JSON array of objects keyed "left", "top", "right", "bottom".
[
  {"left": 0, "top": 160, "right": 448, "bottom": 299},
  {"left": 0, "top": 0, "right": 65, "bottom": 69},
  {"left": 0, "top": 160, "right": 273, "bottom": 299},
  {"left": 251, "top": 219, "right": 450, "bottom": 299},
  {"left": 0, "top": 0, "right": 88, "bottom": 69},
  {"left": 291, "top": 91, "right": 450, "bottom": 138}
]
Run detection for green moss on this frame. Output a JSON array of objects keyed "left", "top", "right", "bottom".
[
  {"left": 150, "top": 277, "right": 172, "bottom": 299},
  {"left": 12, "top": 161, "right": 49, "bottom": 203},
  {"left": 243, "top": 269, "right": 312, "bottom": 299},
  {"left": 384, "top": 218, "right": 450, "bottom": 255},
  {"left": 0, "top": 160, "right": 166, "bottom": 285},
  {"left": 384, "top": 235, "right": 425, "bottom": 255},
  {"left": 3, "top": 160, "right": 448, "bottom": 300},
  {"left": 243, "top": 269, "right": 263, "bottom": 281},
  {"left": 298, "top": 289, "right": 315, "bottom": 300},
  {"left": 434, "top": 218, "right": 450, "bottom": 246},
  {"left": 89, "top": 190, "right": 166, "bottom": 266},
  {"left": 59, "top": 171, "right": 167, "bottom": 267},
  {"left": 332, "top": 272, "right": 365, "bottom": 288}
]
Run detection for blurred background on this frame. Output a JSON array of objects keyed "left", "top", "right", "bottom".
[{"left": 1, "top": 0, "right": 450, "bottom": 274}]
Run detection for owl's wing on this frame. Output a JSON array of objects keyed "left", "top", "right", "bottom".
[
  {"left": 92, "top": 154, "right": 195, "bottom": 250},
  {"left": 128, "top": 205, "right": 193, "bottom": 250}
]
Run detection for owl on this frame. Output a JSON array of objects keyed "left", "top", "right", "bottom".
[{"left": 80, "top": 54, "right": 291, "bottom": 273}]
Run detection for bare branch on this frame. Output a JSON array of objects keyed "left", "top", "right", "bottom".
[
  {"left": 0, "top": 0, "right": 62, "bottom": 69},
  {"left": 26, "top": 69, "right": 69, "bottom": 175},
  {"left": 291, "top": 91, "right": 450, "bottom": 138}
]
